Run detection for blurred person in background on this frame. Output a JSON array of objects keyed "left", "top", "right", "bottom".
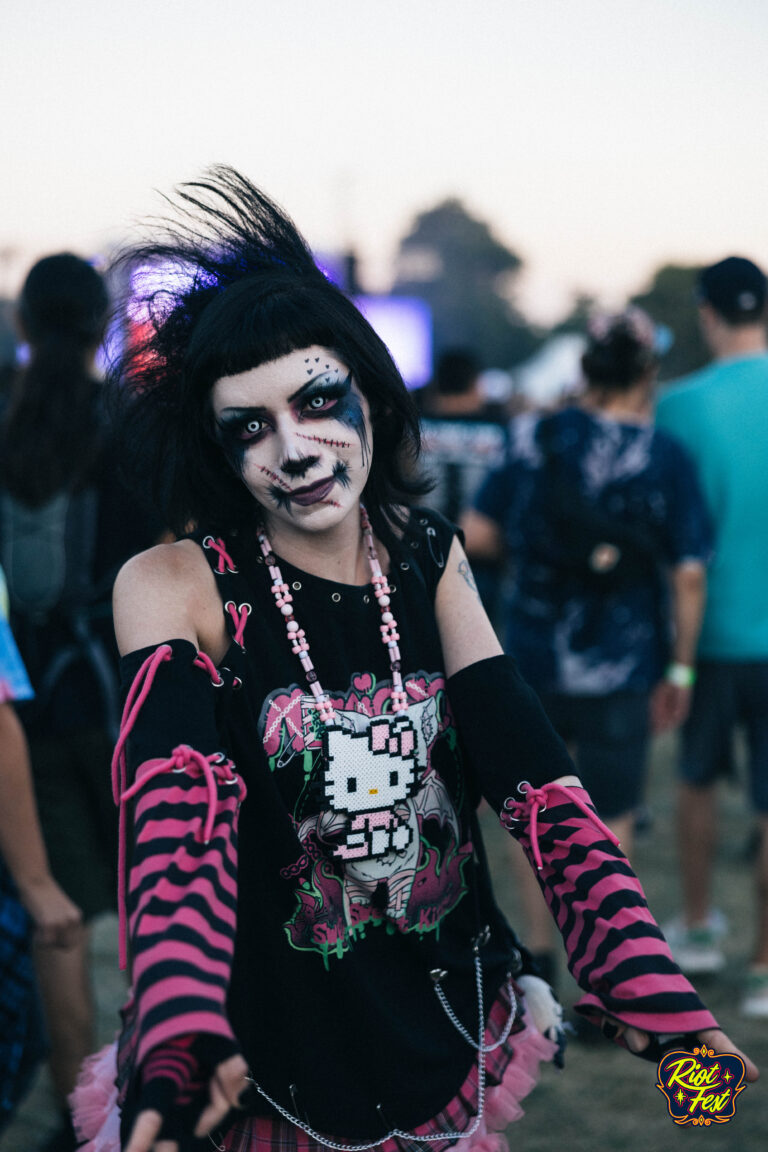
[
  {"left": 0, "top": 565, "right": 81, "bottom": 1136},
  {"left": 0, "top": 253, "right": 159, "bottom": 1151},
  {"left": 462, "top": 309, "right": 711, "bottom": 983},
  {"left": 656, "top": 256, "right": 768, "bottom": 1016},
  {"left": 420, "top": 348, "right": 510, "bottom": 624}
]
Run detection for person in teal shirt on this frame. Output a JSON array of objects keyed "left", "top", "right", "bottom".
[{"left": 655, "top": 256, "right": 768, "bottom": 1017}]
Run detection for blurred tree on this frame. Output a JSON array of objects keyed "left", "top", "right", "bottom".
[
  {"left": 551, "top": 292, "right": 596, "bottom": 336},
  {"left": 393, "top": 199, "right": 540, "bottom": 369},
  {"left": 630, "top": 263, "right": 709, "bottom": 382}
]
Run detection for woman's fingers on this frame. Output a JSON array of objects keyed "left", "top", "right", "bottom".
[
  {"left": 193, "top": 1054, "right": 250, "bottom": 1137},
  {"left": 125, "top": 1109, "right": 167, "bottom": 1152},
  {"left": 621, "top": 1025, "right": 651, "bottom": 1053},
  {"left": 598, "top": 1019, "right": 760, "bottom": 1083},
  {"left": 698, "top": 1028, "right": 759, "bottom": 1083}
]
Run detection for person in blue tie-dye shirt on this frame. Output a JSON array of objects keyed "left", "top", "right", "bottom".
[{"left": 465, "top": 309, "right": 712, "bottom": 853}]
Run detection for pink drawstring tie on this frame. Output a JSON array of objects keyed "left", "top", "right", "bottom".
[
  {"left": 193, "top": 650, "right": 224, "bottom": 685},
  {"left": 110, "top": 643, "right": 244, "bottom": 971},
  {"left": 225, "top": 601, "right": 251, "bottom": 648},
  {"left": 202, "top": 535, "right": 237, "bottom": 574},
  {"left": 500, "top": 781, "right": 620, "bottom": 871}
]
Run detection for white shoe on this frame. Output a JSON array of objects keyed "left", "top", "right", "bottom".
[
  {"left": 663, "top": 914, "right": 726, "bottom": 975},
  {"left": 741, "top": 967, "right": 768, "bottom": 1018}
]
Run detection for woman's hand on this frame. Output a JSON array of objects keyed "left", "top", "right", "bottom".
[
  {"left": 125, "top": 1049, "right": 250, "bottom": 1152},
  {"left": 598, "top": 1017, "right": 759, "bottom": 1083},
  {"left": 20, "top": 874, "right": 82, "bottom": 949}
]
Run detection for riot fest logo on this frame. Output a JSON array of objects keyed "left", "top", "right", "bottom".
[{"left": 656, "top": 1044, "right": 747, "bottom": 1127}]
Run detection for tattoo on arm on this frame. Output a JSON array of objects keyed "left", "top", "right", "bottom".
[{"left": 458, "top": 559, "right": 480, "bottom": 600}]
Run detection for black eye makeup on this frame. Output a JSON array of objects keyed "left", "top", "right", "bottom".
[
  {"left": 295, "top": 374, "right": 351, "bottom": 418},
  {"left": 213, "top": 364, "right": 370, "bottom": 473},
  {"left": 294, "top": 371, "right": 369, "bottom": 465},
  {"left": 216, "top": 410, "right": 269, "bottom": 444}
]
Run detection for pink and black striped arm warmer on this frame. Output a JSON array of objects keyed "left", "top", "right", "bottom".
[
  {"left": 500, "top": 782, "right": 717, "bottom": 1040},
  {"left": 113, "top": 640, "right": 247, "bottom": 1071}
]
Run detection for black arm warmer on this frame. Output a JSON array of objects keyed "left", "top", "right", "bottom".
[{"left": 447, "top": 654, "right": 575, "bottom": 809}]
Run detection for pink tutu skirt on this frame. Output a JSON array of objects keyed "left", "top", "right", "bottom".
[{"left": 72, "top": 984, "right": 556, "bottom": 1152}]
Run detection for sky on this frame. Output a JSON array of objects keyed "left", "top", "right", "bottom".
[{"left": 2, "top": 0, "right": 768, "bottom": 323}]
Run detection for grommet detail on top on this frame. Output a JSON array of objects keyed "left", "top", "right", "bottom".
[
  {"left": 363, "top": 594, "right": 370, "bottom": 604},
  {"left": 410, "top": 540, "right": 420, "bottom": 549},
  {"left": 389, "top": 584, "right": 396, "bottom": 593},
  {"left": 419, "top": 517, "right": 429, "bottom": 526},
  {"left": 331, "top": 592, "right": 341, "bottom": 603},
  {"left": 509, "top": 947, "right": 523, "bottom": 976},
  {"left": 292, "top": 581, "right": 302, "bottom": 591},
  {"left": 399, "top": 562, "right": 410, "bottom": 571},
  {"left": 430, "top": 967, "right": 448, "bottom": 983}
]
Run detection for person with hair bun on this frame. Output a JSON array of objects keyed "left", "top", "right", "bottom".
[
  {"left": 72, "top": 175, "right": 753, "bottom": 1152},
  {"left": 464, "top": 308, "right": 714, "bottom": 980}
]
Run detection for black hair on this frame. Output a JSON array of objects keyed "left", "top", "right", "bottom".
[
  {"left": 433, "top": 348, "right": 481, "bottom": 396},
  {"left": 581, "top": 316, "right": 657, "bottom": 392},
  {"left": 110, "top": 166, "right": 429, "bottom": 543},
  {"left": 1, "top": 253, "right": 109, "bottom": 506}
]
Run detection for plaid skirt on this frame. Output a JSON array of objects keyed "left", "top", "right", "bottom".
[
  {"left": 221, "top": 982, "right": 556, "bottom": 1152},
  {"left": 73, "top": 981, "right": 557, "bottom": 1152}
]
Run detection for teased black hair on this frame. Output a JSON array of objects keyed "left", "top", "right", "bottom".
[
  {"left": 110, "top": 166, "right": 429, "bottom": 543},
  {"left": 581, "top": 318, "right": 657, "bottom": 392}
]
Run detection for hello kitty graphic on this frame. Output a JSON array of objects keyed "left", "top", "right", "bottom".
[
  {"left": 260, "top": 671, "right": 473, "bottom": 961},
  {"left": 323, "top": 715, "right": 419, "bottom": 859}
]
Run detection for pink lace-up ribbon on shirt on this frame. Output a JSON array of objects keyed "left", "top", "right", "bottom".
[
  {"left": 224, "top": 601, "right": 251, "bottom": 648},
  {"left": 499, "top": 781, "right": 620, "bottom": 870},
  {"left": 202, "top": 536, "right": 238, "bottom": 574},
  {"left": 111, "top": 643, "right": 245, "bottom": 970}
]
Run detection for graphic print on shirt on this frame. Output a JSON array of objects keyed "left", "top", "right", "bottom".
[{"left": 260, "top": 671, "right": 472, "bottom": 963}]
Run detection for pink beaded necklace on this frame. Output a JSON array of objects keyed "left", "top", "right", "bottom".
[{"left": 256, "top": 504, "right": 408, "bottom": 723}]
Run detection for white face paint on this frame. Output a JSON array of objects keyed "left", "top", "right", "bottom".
[{"left": 212, "top": 345, "right": 372, "bottom": 537}]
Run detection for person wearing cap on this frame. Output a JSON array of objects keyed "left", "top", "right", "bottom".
[{"left": 656, "top": 256, "right": 768, "bottom": 1017}]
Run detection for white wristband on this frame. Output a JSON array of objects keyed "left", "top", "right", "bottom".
[{"left": 665, "top": 662, "right": 696, "bottom": 688}]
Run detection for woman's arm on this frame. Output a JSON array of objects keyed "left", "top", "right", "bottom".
[
  {"left": 435, "top": 535, "right": 756, "bottom": 1079},
  {"left": 435, "top": 536, "right": 579, "bottom": 790},
  {"left": 0, "top": 702, "right": 82, "bottom": 947},
  {"left": 650, "top": 561, "right": 706, "bottom": 733},
  {"left": 113, "top": 544, "right": 249, "bottom": 1151},
  {"left": 434, "top": 534, "right": 503, "bottom": 675}
]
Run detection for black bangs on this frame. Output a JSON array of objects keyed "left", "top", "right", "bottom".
[
  {"left": 108, "top": 166, "right": 431, "bottom": 539},
  {"left": 184, "top": 276, "right": 365, "bottom": 390}
]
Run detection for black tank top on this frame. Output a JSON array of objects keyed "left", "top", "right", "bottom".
[{"left": 193, "top": 508, "right": 518, "bottom": 1136}]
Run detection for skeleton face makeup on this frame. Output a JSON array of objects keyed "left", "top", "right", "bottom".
[{"left": 211, "top": 346, "right": 372, "bottom": 536}]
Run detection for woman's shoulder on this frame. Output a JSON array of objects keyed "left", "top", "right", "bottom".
[
  {"left": 113, "top": 538, "right": 220, "bottom": 655},
  {"left": 117, "top": 537, "right": 207, "bottom": 585}
]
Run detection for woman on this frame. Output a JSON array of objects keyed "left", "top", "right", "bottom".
[
  {"left": 77, "top": 173, "right": 753, "bottom": 1152},
  {"left": 0, "top": 254, "right": 158, "bottom": 1149}
]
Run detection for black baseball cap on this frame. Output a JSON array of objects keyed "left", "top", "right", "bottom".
[{"left": 697, "top": 256, "right": 767, "bottom": 323}]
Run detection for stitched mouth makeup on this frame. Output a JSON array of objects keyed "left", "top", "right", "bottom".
[{"left": 289, "top": 476, "right": 337, "bottom": 506}]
